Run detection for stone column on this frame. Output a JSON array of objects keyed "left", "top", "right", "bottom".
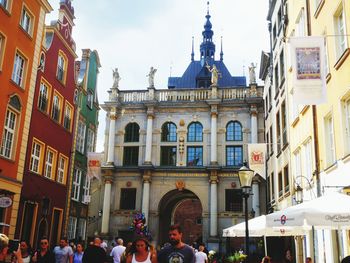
[
  {"left": 101, "top": 176, "right": 113, "bottom": 234},
  {"left": 141, "top": 173, "right": 151, "bottom": 223},
  {"left": 209, "top": 172, "right": 218, "bottom": 237},
  {"left": 210, "top": 110, "right": 218, "bottom": 165},
  {"left": 144, "top": 110, "right": 154, "bottom": 164},
  {"left": 252, "top": 180, "right": 260, "bottom": 216},
  {"left": 107, "top": 110, "right": 117, "bottom": 164},
  {"left": 250, "top": 105, "right": 258, "bottom": 143}
]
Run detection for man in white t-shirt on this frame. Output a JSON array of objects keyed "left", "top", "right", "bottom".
[
  {"left": 53, "top": 237, "right": 73, "bottom": 263},
  {"left": 195, "top": 245, "right": 208, "bottom": 263},
  {"left": 110, "top": 238, "right": 126, "bottom": 263}
]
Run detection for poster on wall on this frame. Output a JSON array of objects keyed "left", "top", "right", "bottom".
[
  {"left": 248, "top": 143, "right": 266, "bottom": 179},
  {"left": 290, "top": 36, "right": 326, "bottom": 105},
  {"left": 87, "top": 152, "right": 104, "bottom": 180}
]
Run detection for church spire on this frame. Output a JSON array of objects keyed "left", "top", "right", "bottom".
[
  {"left": 220, "top": 36, "right": 223, "bottom": 61},
  {"left": 191, "top": 36, "right": 194, "bottom": 61},
  {"left": 200, "top": 1, "right": 216, "bottom": 66}
]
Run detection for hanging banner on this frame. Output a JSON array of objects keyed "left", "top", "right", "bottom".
[
  {"left": 87, "top": 152, "right": 104, "bottom": 180},
  {"left": 289, "top": 36, "right": 326, "bottom": 105},
  {"left": 248, "top": 143, "right": 266, "bottom": 179}
]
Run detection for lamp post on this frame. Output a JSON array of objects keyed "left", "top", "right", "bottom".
[{"left": 238, "top": 164, "right": 254, "bottom": 258}]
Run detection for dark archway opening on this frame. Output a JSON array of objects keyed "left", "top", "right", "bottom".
[{"left": 158, "top": 189, "right": 203, "bottom": 245}]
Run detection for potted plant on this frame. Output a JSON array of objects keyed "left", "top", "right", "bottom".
[{"left": 225, "top": 251, "right": 247, "bottom": 263}]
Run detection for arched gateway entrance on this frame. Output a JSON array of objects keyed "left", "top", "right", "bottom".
[{"left": 158, "top": 189, "right": 203, "bottom": 245}]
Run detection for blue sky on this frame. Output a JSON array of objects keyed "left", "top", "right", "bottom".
[{"left": 47, "top": 0, "right": 269, "bottom": 152}]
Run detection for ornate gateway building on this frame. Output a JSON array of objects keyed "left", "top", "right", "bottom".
[{"left": 89, "top": 6, "right": 265, "bottom": 251}]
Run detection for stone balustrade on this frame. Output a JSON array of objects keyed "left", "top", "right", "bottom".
[{"left": 117, "top": 86, "right": 262, "bottom": 104}]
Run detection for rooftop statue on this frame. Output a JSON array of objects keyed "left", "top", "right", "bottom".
[
  {"left": 112, "top": 67, "right": 121, "bottom": 88},
  {"left": 206, "top": 62, "right": 220, "bottom": 86},
  {"left": 248, "top": 63, "right": 257, "bottom": 84},
  {"left": 147, "top": 67, "right": 157, "bottom": 87}
]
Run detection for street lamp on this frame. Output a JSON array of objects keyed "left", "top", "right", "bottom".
[
  {"left": 238, "top": 164, "right": 254, "bottom": 258},
  {"left": 295, "top": 184, "right": 303, "bottom": 204}
]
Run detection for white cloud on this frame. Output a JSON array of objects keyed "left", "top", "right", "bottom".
[{"left": 47, "top": 0, "right": 269, "bottom": 152}]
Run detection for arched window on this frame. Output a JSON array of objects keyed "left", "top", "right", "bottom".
[
  {"left": 161, "top": 122, "right": 177, "bottom": 142},
  {"left": 187, "top": 122, "right": 203, "bottom": 142},
  {"left": 124, "top": 123, "right": 140, "bottom": 142},
  {"left": 226, "top": 121, "right": 242, "bottom": 141},
  {"left": 0, "top": 95, "right": 21, "bottom": 159}
]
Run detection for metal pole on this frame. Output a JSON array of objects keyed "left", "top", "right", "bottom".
[{"left": 244, "top": 193, "right": 249, "bottom": 257}]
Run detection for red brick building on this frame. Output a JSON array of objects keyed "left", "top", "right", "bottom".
[{"left": 15, "top": 0, "right": 77, "bottom": 248}]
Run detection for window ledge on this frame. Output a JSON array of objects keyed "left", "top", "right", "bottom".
[
  {"left": 334, "top": 48, "right": 350, "bottom": 70},
  {"left": 284, "top": 191, "right": 291, "bottom": 198},
  {"left": 282, "top": 142, "right": 289, "bottom": 151},
  {"left": 326, "top": 73, "right": 331, "bottom": 84},
  {"left": 19, "top": 25, "right": 33, "bottom": 40},
  {"left": 324, "top": 161, "right": 338, "bottom": 174},
  {"left": 0, "top": 155, "right": 15, "bottom": 163},
  {"left": 301, "top": 105, "right": 310, "bottom": 115},
  {"left": 0, "top": 4, "right": 11, "bottom": 16},
  {"left": 276, "top": 151, "right": 282, "bottom": 158},
  {"left": 291, "top": 116, "right": 300, "bottom": 127},
  {"left": 10, "top": 79, "right": 24, "bottom": 91},
  {"left": 342, "top": 153, "right": 350, "bottom": 163},
  {"left": 314, "top": 0, "right": 325, "bottom": 19}
]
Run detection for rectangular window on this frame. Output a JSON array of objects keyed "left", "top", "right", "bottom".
[
  {"left": 30, "top": 139, "right": 44, "bottom": 174},
  {"left": 87, "top": 90, "right": 93, "bottom": 109},
  {"left": 225, "top": 189, "right": 243, "bottom": 212},
  {"left": 226, "top": 146, "right": 243, "bottom": 166},
  {"left": 50, "top": 208, "right": 63, "bottom": 246},
  {"left": 334, "top": 5, "right": 348, "bottom": 59},
  {"left": 187, "top": 146, "right": 203, "bottom": 166},
  {"left": 270, "top": 126, "right": 274, "bottom": 155},
  {"left": 344, "top": 98, "right": 350, "bottom": 154},
  {"left": 67, "top": 216, "right": 77, "bottom": 240},
  {"left": 82, "top": 176, "right": 91, "bottom": 204},
  {"left": 76, "top": 120, "right": 86, "bottom": 153},
  {"left": 279, "top": 51, "right": 285, "bottom": 81},
  {"left": 44, "top": 147, "right": 57, "bottom": 179},
  {"left": 123, "top": 147, "right": 139, "bottom": 166},
  {"left": 266, "top": 131, "right": 270, "bottom": 157},
  {"left": 57, "top": 54, "right": 65, "bottom": 82},
  {"left": 294, "top": 148, "right": 302, "bottom": 179},
  {"left": 281, "top": 101, "right": 287, "bottom": 146},
  {"left": 77, "top": 219, "right": 86, "bottom": 240},
  {"left": 296, "top": 9, "right": 306, "bottom": 37},
  {"left": 72, "top": 168, "right": 82, "bottom": 201},
  {"left": 57, "top": 154, "right": 68, "bottom": 184},
  {"left": 304, "top": 139, "right": 313, "bottom": 181},
  {"left": 324, "top": 115, "right": 335, "bottom": 166},
  {"left": 160, "top": 146, "right": 177, "bottom": 166},
  {"left": 0, "top": 0, "right": 8, "bottom": 10},
  {"left": 284, "top": 165, "right": 289, "bottom": 193},
  {"left": 270, "top": 172, "right": 275, "bottom": 201},
  {"left": 12, "top": 52, "right": 26, "bottom": 87},
  {"left": 63, "top": 103, "right": 73, "bottom": 131},
  {"left": 86, "top": 128, "right": 95, "bottom": 153},
  {"left": 120, "top": 188, "right": 136, "bottom": 210},
  {"left": 274, "top": 65, "right": 279, "bottom": 94},
  {"left": 38, "top": 81, "right": 50, "bottom": 113},
  {"left": 0, "top": 34, "right": 5, "bottom": 70},
  {"left": 278, "top": 171, "right": 283, "bottom": 197},
  {"left": 51, "top": 91, "right": 62, "bottom": 123},
  {"left": 0, "top": 109, "right": 17, "bottom": 159},
  {"left": 276, "top": 111, "right": 281, "bottom": 153},
  {"left": 20, "top": 8, "right": 32, "bottom": 35}
]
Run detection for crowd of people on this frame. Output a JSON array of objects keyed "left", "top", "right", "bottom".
[{"left": 3, "top": 228, "right": 350, "bottom": 263}]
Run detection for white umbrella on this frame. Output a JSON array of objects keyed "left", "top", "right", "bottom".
[
  {"left": 222, "top": 215, "right": 306, "bottom": 237},
  {"left": 266, "top": 192, "right": 350, "bottom": 230}
]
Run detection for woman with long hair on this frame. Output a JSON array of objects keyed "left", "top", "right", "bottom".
[{"left": 125, "top": 238, "right": 156, "bottom": 263}]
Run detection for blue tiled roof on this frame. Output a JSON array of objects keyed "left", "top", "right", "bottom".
[{"left": 168, "top": 60, "right": 246, "bottom": 89}]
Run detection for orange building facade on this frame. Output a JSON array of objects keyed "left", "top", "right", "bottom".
[{"left": 0, "top": 0, "right": 52, "bottom": 238}]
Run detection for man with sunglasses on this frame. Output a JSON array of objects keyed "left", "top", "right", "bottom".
[{"left": 31, "top": 237, "right": 55, "bottom": 263}]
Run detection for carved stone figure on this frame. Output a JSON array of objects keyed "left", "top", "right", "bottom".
[
  {"left": 206, "top": 62, "right": 220, "bottom": 86},
  {"left": 112, "top": 68, "right": 121, "bottom": 88},
  {"left": 248, "top": 63, "right": 257, "bottom": 84},
  {"left": 147, "top": 67, "right": 157, "bottom": 87}
]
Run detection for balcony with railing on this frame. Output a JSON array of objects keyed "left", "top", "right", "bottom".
[{"left": 109, "top": 86, "right": 263, "bottom": 105}]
